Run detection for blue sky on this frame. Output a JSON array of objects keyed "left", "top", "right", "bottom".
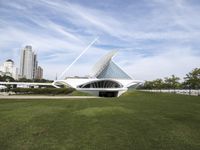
[{"left": 0, "top": 0, "right": 200, "bottom": 80}]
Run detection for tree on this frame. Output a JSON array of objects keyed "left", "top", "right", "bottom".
[
  {"left": 0, "top": 75, "right": 15, "bottom": 82},
  {"left": 142, "top": 79, "right": 165, "bottom": 90},
  {"left": 164, "top": 75, "right": 180, "bottom": 90},
  {"left": 152, "top": 79, "right": 164, "bottom": 91},
  {"left": 142, "top": 81, "right": 154, "bottom": 89},
  {"left": 18, "top": 78, "right": 33, "bottom": 82},
  {"left": 184, "top": 68, "right": 200, "bottom": 89},
  {"left": 17, "top": 78, "right": 53, "bottom": 83},
  {"left": 0, "top": 75, "right": 15, "bottom": 92}
]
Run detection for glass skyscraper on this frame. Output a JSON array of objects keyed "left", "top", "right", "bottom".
[{"left": 20, "top": 45, "right": 38, "bottom": 79}]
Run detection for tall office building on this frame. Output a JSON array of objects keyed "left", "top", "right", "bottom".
[{"left": 20, "top": 45, "right": 37, "bottom": 79}]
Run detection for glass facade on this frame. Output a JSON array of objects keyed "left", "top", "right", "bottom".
[{"left": 97, "top": 61, "right": 132, "bottom": 79}]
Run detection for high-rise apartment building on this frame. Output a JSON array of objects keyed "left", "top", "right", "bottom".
[
  {"left": 0, "top": 59, "right": 18, "bottom": 80},
  {"left": 20, "top": 45, "right": 38, "bottom": 79},
  {"left": 35, "top": 66, "right": 43, "bottom": 79},
  {"left": 33, "top": 54, "right": 38, "bottom": 79}
]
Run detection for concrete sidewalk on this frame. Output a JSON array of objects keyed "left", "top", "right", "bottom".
[{"left": 0, "top": 95, "right": 99, "bottom": 99}]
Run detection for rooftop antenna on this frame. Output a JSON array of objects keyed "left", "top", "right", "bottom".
[{"left": 58, "top": 37, "right": 99, "bottom": 80}]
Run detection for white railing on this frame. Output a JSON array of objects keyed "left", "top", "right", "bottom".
[{"left": 139, "top": 89, "right": 200, "bottom": 96}]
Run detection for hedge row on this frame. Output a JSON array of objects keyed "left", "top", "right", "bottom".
[{"left": 11, "top": 88, "right": 74, "bottom": 95}]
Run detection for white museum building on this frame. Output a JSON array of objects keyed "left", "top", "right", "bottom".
[{"left": 53, "top": 51, "right": 142, "bottom": 97}]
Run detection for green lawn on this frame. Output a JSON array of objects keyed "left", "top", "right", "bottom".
[{"left": 0, "top": 92, "right": 200, "bottom": 150}]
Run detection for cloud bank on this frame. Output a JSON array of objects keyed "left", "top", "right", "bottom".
[{"left": 0, "top": 0, "right": 199, "bottom": 80}]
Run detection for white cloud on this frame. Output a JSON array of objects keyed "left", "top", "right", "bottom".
[{"left": 122, "top": 48, "right": 200, "bottom": 80}]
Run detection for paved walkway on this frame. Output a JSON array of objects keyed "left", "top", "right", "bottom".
[{"left": 0, "top": 95, "right": 99, "bottom": 99}]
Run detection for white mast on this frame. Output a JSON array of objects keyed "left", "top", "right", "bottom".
[{"left": 58, "top": 37, "right": 99, "bottom": 80}]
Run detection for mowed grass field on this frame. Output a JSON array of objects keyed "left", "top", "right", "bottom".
[{"left": 0, "top": 92, "right": 200, "bottom": 150}]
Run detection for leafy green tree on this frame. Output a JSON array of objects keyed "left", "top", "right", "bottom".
[
  {"left": 142, "top": 81, "right": 154, "bottom": 89},
  {"left": 184, "top": 68, "right": 200, "bottom": 89},
  {"left": 0, "top": 75, "right": 15, "bottom": 82},
  {"left": 152, "top": 79, "right": 164, "bottom": 91},
  {"left": 0, "top": 75, "right": 15, "bottom": 92},
  {"left": 164, "top": 75, "right": 180, "bottom": 90}
]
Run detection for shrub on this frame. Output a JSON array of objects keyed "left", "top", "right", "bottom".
[{"left": 11, "top": 88, "right": 74, "bottom": 95}]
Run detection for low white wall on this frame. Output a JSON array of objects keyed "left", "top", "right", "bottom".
[{"left": 139, "top": 89, "right": 200, "bottom": 96}]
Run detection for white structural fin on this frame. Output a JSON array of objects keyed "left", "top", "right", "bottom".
[
  {"left": 89, "top": 50, "right": 132, "bottom": 79},
  {"left": 89, "top": 50, "right": 117, "bottom": 78}
]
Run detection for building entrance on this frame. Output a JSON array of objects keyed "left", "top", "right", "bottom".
[{"left": 99, "top": 91, "right": 118, "bottom": 97}]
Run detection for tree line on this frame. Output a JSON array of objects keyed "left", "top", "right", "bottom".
[
  {"left": 140, "top": 68, "right": 200, "bottom": 90},
  {"left": 0, "top": 76, "right": 53, "bottom": 83}
]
